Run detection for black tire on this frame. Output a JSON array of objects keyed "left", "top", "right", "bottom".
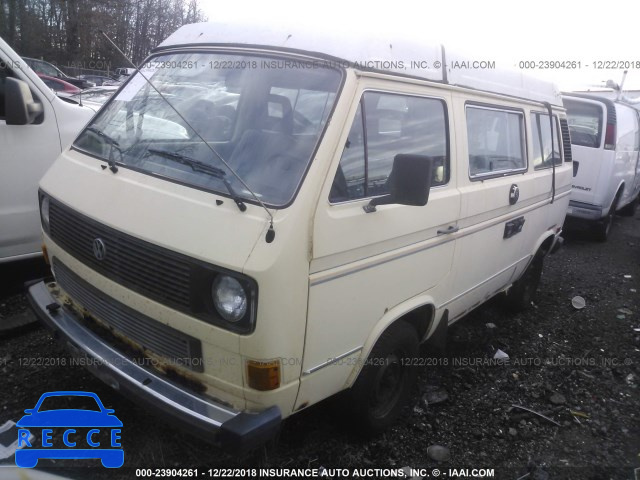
[
  {"left": 593, "top": 197, "right": 618, "bottom": 242},
  {"left": 504, "top": 252, "right": 544, "bottom": 312},
  {"left": 619, "top": 195, "right": 638, "bottom": 217},
  {"left": 347, "top": 321, "right": 419, "bottom": 434}
]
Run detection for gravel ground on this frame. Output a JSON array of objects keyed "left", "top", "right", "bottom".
[{"left": 0, "top": 213, "right": 639, "bottom": 480}]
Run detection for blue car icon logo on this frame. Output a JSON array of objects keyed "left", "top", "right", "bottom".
[{"left": 15, "top": 391, "right": 123, "bottom": 468}]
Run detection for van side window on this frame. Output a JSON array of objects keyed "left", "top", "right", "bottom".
[
  {"left": 531, "top": 113, "right": 561, "bottom": 169},
  {"left": 615, "top": 105, "right": 639, "bottom": 150},
  {"left": 467, "top": 106, "right": 525, "bottom": 177},
  {"left": 329, "top": 92, "right": 448, "bottom": 203}
]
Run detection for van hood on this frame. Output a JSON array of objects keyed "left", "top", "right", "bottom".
[{"left": 40, "top": 149, "right": 270, "bottom": 272}]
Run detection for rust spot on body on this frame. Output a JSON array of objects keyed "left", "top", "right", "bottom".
[{"left": 49, "top": 284, "right": 207, "bottom": 395}]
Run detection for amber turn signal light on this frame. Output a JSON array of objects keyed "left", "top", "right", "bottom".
[{"left": 246, "top": 360, "right": 280, "bottom": 391}]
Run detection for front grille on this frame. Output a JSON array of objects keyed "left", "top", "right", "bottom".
[
  {"left": 45, "top": 195, "right": 258, "bottom": 334},
  {"left": 54, "top": 259, "right": 203, "bottom": 372},
  {"left": 560, "top": 118, "right": 572, "bottom": 163},
  {"left": 48, "top": 198, "right": 192, "bottom": 309}
]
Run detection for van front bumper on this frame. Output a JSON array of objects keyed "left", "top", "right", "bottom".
[{"left": 26, "top": 280, "right": 281, "bottom": 453}]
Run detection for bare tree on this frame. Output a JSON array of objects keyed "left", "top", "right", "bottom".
[{"left": 0, "top": 0, "right": 207, "bottom": 74}]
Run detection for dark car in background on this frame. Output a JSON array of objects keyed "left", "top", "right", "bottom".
[
  {"left": 78, "top": 74, "right": 121, "bottom": 86},
  {"left": 22, "top": 57, "right": 95, "bottom": 89}
]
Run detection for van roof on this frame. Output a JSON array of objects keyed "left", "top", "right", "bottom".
[
  {"left": 156, "top": 21, "right": 562, "bottom": 107},
  {"left": 565, "top": 91, "right": 640, "bottom": 112},
  {"left": 563, "top": 92, "right": 616, "bottom": 107}
]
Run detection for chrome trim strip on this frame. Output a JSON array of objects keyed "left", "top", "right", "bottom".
[
  {"left": 303, "top": 346, "right": 363, "bottom": 375},
  {"left": 310, "top": 191, "right": 570, "bottom": 287},
  {"left": 310, "top": 235, "right": 455, "bottom": 286}
]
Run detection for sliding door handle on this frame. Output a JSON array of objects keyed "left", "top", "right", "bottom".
[{"left": 437, "top": 225, "right": 459, "bottom": 235}]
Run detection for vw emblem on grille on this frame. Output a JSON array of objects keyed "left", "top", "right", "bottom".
[{"left": 92, "top": 238, "right": 107, "bottom": 261}]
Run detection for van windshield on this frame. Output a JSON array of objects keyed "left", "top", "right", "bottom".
[
  {"left": 564, "top": 99, "right": 603, "bottom": 148},
  {"left": 73, "top": 52, "right": 342, "bottom": 207}
]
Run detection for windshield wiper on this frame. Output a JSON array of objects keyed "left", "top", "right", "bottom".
[
  {"left": 147, "top": 148, "right": 246, "bottom": 212},
  {"left": 99, "top": 30, "right": 275, "bottom": 242},
  {"left": 86, "top": 126, "right": 120, "bottom": 173}
]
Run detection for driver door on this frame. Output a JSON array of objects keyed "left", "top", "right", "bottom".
[{"left": 296, "top": 84, "right": 460, "bottom": 408}]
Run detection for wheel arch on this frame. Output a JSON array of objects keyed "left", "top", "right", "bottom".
[
  {"left": 610, "top": 181, "right": 625, "bottom": 212},
  {"left": 529, "top": 230, "right": 556, "bottom": 262},
  {"left": 508, "top": 231, "right": 556, "bottom": 292},
  {"left": 536, "top": 232, "right": 556, "bottom": 257},
  {"left": 343, "top": 296, "right": 437, "bottom": 388}
]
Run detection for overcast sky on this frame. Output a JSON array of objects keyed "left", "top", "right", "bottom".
[{"left": 201, "top": 0, "right": 640, "bottom": 92}]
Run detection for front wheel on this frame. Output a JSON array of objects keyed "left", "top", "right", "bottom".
[{"left": 347, "top": 321, "right": 419, "bottom": 434}]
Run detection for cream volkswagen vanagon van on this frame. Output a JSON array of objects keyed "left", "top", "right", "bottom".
[{"left": 27, "top": 22, "right": 572, "bottom": 450}]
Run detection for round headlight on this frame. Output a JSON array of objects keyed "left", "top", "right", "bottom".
[
  {"left": 41, "top": 197, "right": 50, "bottom": 232},
  {"left": 212, "top": 275, "right": 247, "bottom": 323}
]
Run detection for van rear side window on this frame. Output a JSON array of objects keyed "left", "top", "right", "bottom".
[
  {"left": 329, "top": 92, "right": 448, "bottom": 203},
  {"left": 466, "top": 106, "right": 525, "bottom": 177},
  {"left": 615, "top": 104, "right": 640, "bottom": 150},
  {"left": 564, "top": 99, "right": 603, "bottom": 148},
  {"left": 531, "top": 113, "right": 562, "bottom": 169}
]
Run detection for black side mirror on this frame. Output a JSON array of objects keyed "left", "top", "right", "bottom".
[
  {"left": 6, "top": 77, "right": 43, "bottom": 125},
  {"left": 363, "top": 154, "right": 434, "bottom": 213}
]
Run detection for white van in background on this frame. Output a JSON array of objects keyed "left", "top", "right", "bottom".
[
  {"left": 0, "top": 36, "right": 94, "bottom": 263},
  {"left": 27, "top": 21, "right": 572, "bottom": 449},
  {"left": 562, "top": 93, "right": 640, "bottom": 240}
]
